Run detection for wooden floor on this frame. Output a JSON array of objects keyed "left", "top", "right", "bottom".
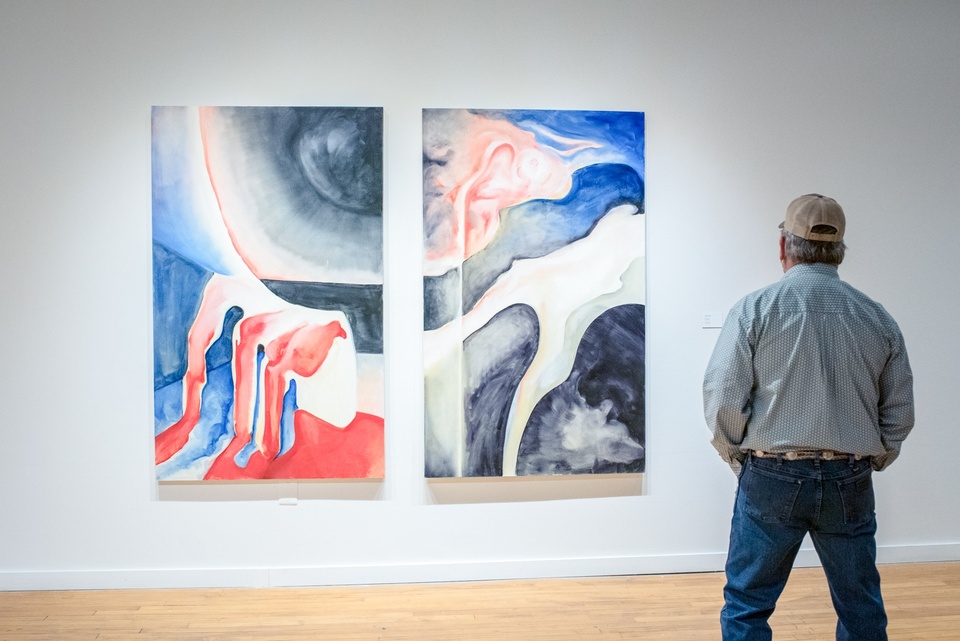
[{"left": 1, "top": 562, "right": 957, "bottom": 640}]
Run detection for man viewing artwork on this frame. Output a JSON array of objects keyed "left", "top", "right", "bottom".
[{"left": 703, "top": 194, "right": 915, "bottom": 640}]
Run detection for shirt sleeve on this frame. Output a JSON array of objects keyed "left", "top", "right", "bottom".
[
  {"left": 871, "top": 327, "right": 915, "bottom": 471},
  {"left": 703, "top": 304, "right": 755, "bottom": 473}
]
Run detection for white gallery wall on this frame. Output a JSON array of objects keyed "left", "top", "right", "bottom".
[{"left": 1, "top": 0, "right": 958, "bottom": 590}]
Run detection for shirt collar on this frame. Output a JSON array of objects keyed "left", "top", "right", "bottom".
[{"left": 783, "top": 263, "right": 840, "bottom": 280}]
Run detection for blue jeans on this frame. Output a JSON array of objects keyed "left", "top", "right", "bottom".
[{"left": 721, "top": 454, "right": 886, "bottom": 641}]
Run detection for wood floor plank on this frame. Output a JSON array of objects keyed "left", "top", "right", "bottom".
[{"left": 0, "top": 562, "right": 956, "bottom": 640}]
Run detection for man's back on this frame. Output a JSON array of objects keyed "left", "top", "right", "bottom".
[{"left": 718, "top": 263, "right": 914, "bottom": 469}]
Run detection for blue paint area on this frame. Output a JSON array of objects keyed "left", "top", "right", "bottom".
[
  {"left": 205, "top": 306, "right": 244, "bottom": 371},
  {"left": 155, "top": 363, "right": 235, "bottom": 479},
  {"left": 472, "top": 109, "right": 645, "bottom": 177},
  {"left": 154, "top": 379, "right": 184, "bottom": 435},
  {"left": 154, "top": 301, "right": 242, "bottom": 433},
  {"left": 152, "top": 107, "right": 240, "bottom": 275},
  {"left": 518, "top": 304, "right": 646, "bottom": 475},
  {"left": 153, "top": 242, "right": 212, "bottom": 389},
  {"left": 154, "top": 303, "right": 246, "bottom": 477},
  {"left": 460, "top": 304, "right": 540, "bottom": 477},
  {"left": 462, "top": 163, "right": 644, "bottom": 312},
  {"left": 279, "top": 379, "right": 298, "bottom": 457},
  {"left": 234, "top": 347, "right": 266, "bottom": 468}
]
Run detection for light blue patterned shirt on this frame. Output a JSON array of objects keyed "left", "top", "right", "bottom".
[{"left": 703, "top": 263, "right": 914, "bottom": 473}]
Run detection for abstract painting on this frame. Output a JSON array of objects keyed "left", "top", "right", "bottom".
[
  {"left": 152, "top": 106, "right": 384, "bottom": 480},
  {"left": 423, "top": 109, "right": 645, "bottom": 478}
]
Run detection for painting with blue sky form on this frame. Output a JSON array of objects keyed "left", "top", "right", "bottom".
[
  {"left": 423, "top": 109, "right": 645, "bottom": 477},
  {"left": 152, "top": 106, "right": 385, "bottom": 481}
]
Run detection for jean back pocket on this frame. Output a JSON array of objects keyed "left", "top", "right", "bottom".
[
  {"left": 740, "top": 462, "right": 802, "bottom": 524},
  {"left": 836, "top": 467, "right": 876, "bottom": 526}
]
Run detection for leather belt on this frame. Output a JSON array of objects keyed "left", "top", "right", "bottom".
[{"left": 752, "top": 450, "right": 862, "bottom": 461}]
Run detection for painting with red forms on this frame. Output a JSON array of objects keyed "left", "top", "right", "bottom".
[{"left": 152, "top": 106, "right": 384, "bottom": 480}]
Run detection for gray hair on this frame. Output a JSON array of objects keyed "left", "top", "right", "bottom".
[{"left": 782, "top": 228, "right": 846, "bottom": 266}]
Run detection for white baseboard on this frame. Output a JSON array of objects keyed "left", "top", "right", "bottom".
[{"left": 2, "top": 543, "right": 957, "bottom": 591}]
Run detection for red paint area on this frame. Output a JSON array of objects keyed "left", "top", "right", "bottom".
[
  {"left": 424, "top": 112, "right": 575, "bottom": 265},
  {"left": 232, "top": 317, "right": 348, "bottom": 461},
  {"left": 204, "top": 411, "right": 384, "bottom": 480},
  {"left": 261, "top": 321, "right": 347, "bottom": 460},
  {"left": 156, "top": 274, "right": 383, "bottom": 479}
]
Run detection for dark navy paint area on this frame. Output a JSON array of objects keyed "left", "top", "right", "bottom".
[
  {"left": 262, "top": 280, "right": 383, "bottom": 354},
  {"left": 462, "top": 163, "right": 644, "bottom": 313},
  {"left": 518, "top": 304, "right": 645, "bottom": 475},
  {"left": 463, "top": 304, "right": 540, "bottom": 477},
  {"left": 424, "top": 267, "right": 461, "bottom": 330},
  {"left": 153, "top": 242, "right": 212, "bottom": 389},
  {"left": 229, "top": 106, "right": 383, "bottom": 217},
  {"left": 293, "top": 108, "right": 383, "bottom": 215}
]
